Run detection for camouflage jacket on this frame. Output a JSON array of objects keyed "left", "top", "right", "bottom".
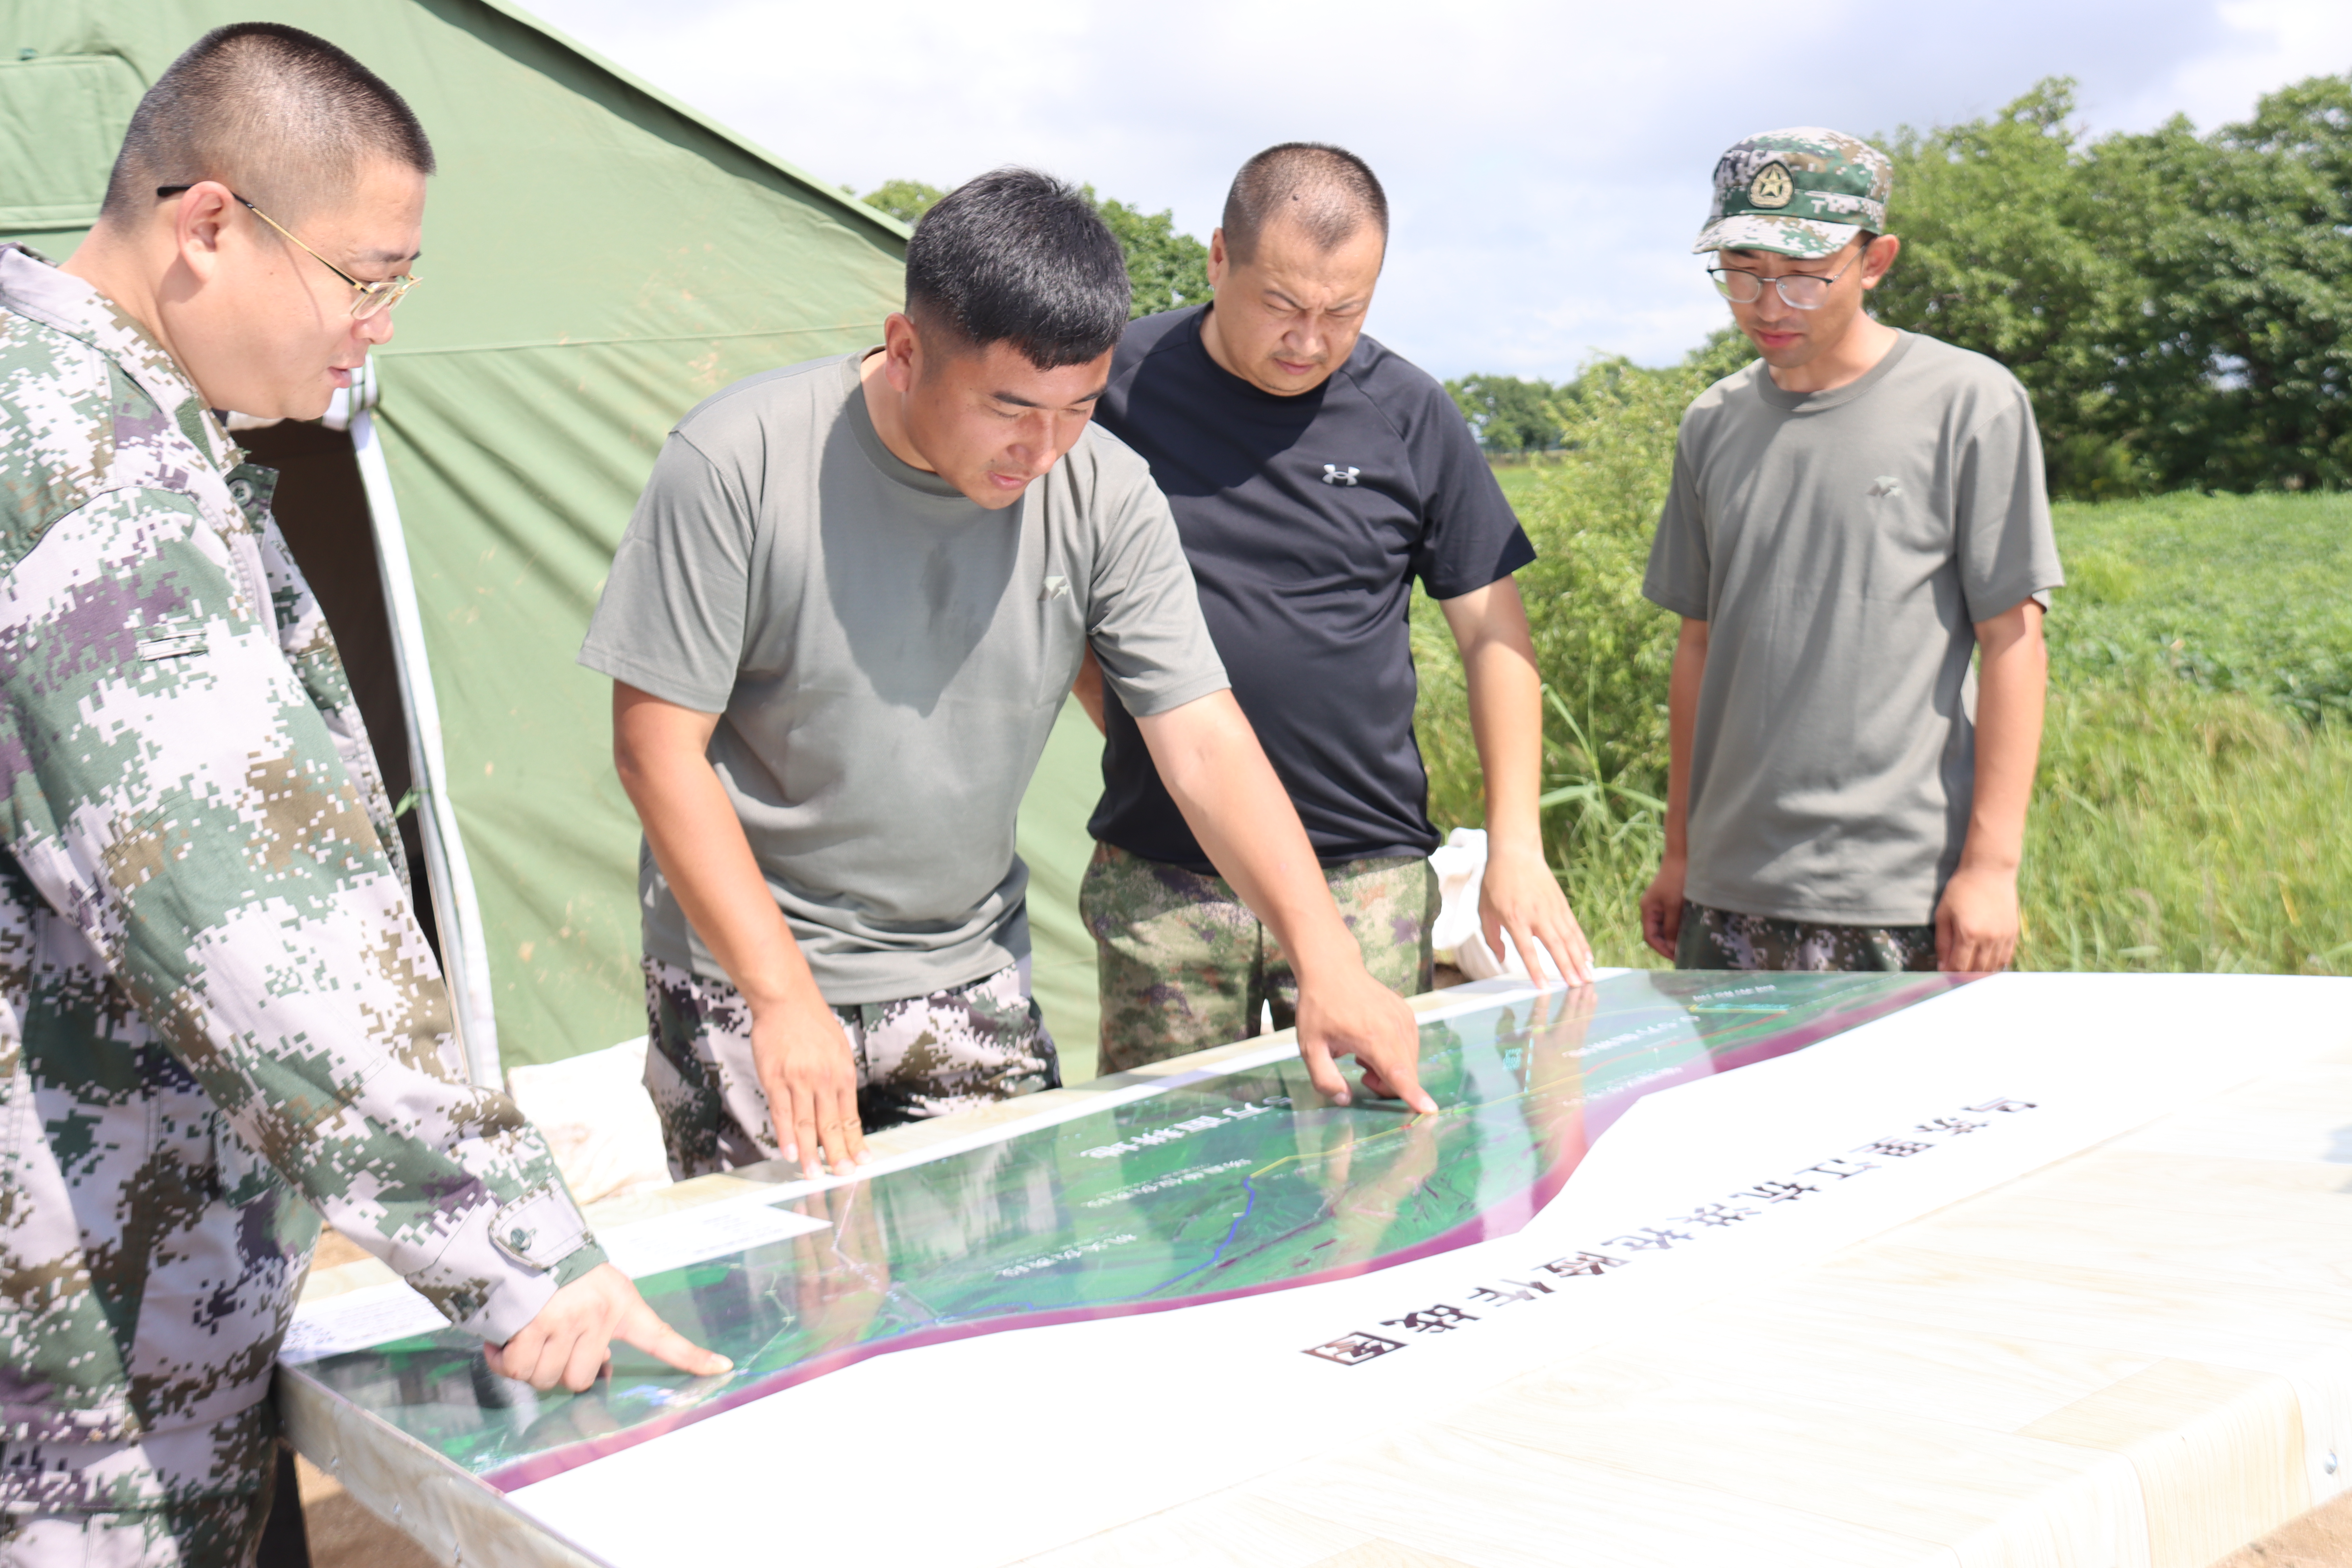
[{"left": 0, "top": 245, "right": 607, "bottom": 1510}]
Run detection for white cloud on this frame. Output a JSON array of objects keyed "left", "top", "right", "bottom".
[
  {"left": 2101, "top": 0, "right": 2352, "bottom": 130},
  {"left": 526, "top": 0, "right": 2348, "bottom": 378}
]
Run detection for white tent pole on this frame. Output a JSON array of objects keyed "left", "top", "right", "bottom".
[{"left": 349, "top": 400, "right": 505, "bottom": 1087}]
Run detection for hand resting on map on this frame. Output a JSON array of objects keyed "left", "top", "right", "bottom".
[
  {"left": 753, "top": 982, "right": 872, "bottom": 1177},
  {"left": 485, "top": 1263, "right": 733, "bottom": 1392}
]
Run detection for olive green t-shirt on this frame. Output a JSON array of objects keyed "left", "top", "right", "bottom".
[
  {"left": 1642, "top": 332, "right": 2064, "bottom": 927},
  {"left": 580, "top": 352, "right": 1229, "bottom": 1003}
]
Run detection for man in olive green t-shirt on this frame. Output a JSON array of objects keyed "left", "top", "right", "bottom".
[
  {"left": 1639, "top": 128, "right": 2064, "bottom": 975},
  {"left": 582, "top": 172, "right": 1436, "bottom": 1184}
]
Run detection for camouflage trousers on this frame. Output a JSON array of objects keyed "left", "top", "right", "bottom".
[
  {"left": 642, "top": 958, "right": 1061, "bottom": 1179},
  {"left": 0, "top": 1403, "right": 284, "bottom": 1568},
  {"left": 1674, "top": 900, "right": 1938, "bottom": 973},
  {"left": 0, "top": 1482, "right": 270, "bottom": 1568},
  {"left": 1081, "top": 843, "right": 1436, "bottom": 1075}
]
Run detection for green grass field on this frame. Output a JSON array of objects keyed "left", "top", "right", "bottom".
[{"left": 1421, "top": 470, "right": 2352, "bottom": 976}]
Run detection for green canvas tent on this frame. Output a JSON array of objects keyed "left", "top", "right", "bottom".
[{"left": 0, "top": 0, "right": 1108, "bottom": 1083}]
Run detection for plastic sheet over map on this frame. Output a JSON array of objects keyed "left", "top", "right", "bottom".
[{"left": 292, "top": 970, "right": 1962, "bottom": 1490}]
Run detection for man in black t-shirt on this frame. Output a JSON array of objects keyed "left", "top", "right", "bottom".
[{"left": 1077, "top": 142, "right": 1594, "bottom": 1072}]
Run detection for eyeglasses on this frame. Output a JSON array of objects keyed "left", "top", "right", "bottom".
[
  {"left": 1707, "top": 254, "right": 1859, "bottom": 311},
  {"left": 155, "top": 185, "right": 421, "bottom": 319}
]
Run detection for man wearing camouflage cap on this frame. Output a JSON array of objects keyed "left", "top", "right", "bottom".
[
  {"left": 1, "top": 25, "right": 721, "bottom": 1564},
  {"left": 1639, "top": 129, "right": 2062, "bottom": 974}
]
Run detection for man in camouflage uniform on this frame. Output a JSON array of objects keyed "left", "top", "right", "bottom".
[{"left": 0, "top": 25, "right": 720, "bottom": 1566}]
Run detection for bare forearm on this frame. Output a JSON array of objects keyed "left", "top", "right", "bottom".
[
  {"left": 1137, "top": 694, "right": 1356, "bottom": 977},
  {"left": 1961, "top": 608, "right": 2047, "bottom": 875},
  {"left": 1447, "top": 583, "right": 1544, "bottom": 854},
  {"left": 611, "top": 689, "right": 817, "bottom": 1011},
  {"left": 1448, "top": 580, "right": 1595, "bottom": 984},
  {"left": 1662, "top": 620, "right": 1708, "bottom": 860},
  {"left": 1072, "top": 646, "right": 1106, "bottom": 735}
]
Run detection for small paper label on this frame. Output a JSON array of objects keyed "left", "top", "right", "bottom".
[
  {"left": 282, "top": 1201, "right": 834, "bottom": 1363},
  {"left": 281, "top": 1282, "right": 451, "bottom": 1364},
  {"left": 598, "top": 1202, "right": 830, "bottom": 1280}
]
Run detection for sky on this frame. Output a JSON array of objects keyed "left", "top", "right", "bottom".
[{"left": 526, "top": 0, "right": 2352, "bottom": 382}]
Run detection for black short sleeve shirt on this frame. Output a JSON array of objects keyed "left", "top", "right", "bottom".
[{"left": 1089, "top": 307, "right": 1535, "bottom": 869}]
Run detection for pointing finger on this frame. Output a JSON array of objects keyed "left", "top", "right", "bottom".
[
  {"left": 1380, "top": 1048, "right": 1438, "bottom": 1115},
  {"left": 1362, "top": 1016, "right": 1436, "bottom": 1114},
  {"left": 621, "top": 1303, "right": 733, "bottom": 1379}
]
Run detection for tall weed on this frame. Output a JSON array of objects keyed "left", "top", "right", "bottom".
[
  {"left": 1414, "top": 338, "right": 1743, "bottom": 964},
  {"left": 1415, "top": 354, "right": 2352, "bottom": 975},
  {"left": 2021, "top": 678, "right": 2352, "bottom": 974}
]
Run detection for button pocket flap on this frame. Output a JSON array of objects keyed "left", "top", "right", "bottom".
[
  {"left": 138, "top": 621, "right": 208, "bottom": 661},
  {"left": 489, "top": 1184, "right": 591, "bottom": 1271}
]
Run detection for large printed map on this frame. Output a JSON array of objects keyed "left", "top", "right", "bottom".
[{"left": 293, "top": 970, "right": 1961, "bottom": 1489}]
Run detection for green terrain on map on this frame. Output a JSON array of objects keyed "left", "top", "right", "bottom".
[{"left": 294, "top": 971, "right": 1954, "bottom": 1484}]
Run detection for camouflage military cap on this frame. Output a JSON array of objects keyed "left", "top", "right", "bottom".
[{"left": 1694, "top": 127, "right": 1892, "bottom": 258}]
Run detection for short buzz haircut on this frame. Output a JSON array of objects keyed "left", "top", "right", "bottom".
[
  {"left": 903, "top": 169, "right": 1130, "bottom": 369},
  {"left": 1221, "top": 143, "right": 1389, "bottom": 265},
  {"left": 101, "top": 23, "right": 435, "bottom": 224}
]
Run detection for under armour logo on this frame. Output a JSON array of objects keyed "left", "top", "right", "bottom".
[
  {"left": 1869, "top": 475, "right": 1903, "bottom": 498},
  {"left": 1321, "top": 464, "right": 1361, "bottom": 486}
]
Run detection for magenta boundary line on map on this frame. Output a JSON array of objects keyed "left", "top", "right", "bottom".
[
  {"left": 1586, "top": 973, "right": 1974, "bottom": 1141},
  {"left": 481, "top": 973, "right": 1973, "bottom": 1492}
]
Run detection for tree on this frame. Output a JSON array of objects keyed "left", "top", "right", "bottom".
[
  {"left": 859, "top": 178, "right": 1211, "bottom": 319},
  {"left": 1869, "top": 74, "right": 2352, "bottom": 497},
  {"left": 858, "top": 179, "right": 945, "bottom": 226},
  {"left": 1445, "top": 374, "right": 1563, "bottom": 453},
  {"left": 2101, "top": 78, "right": 2352, "bottom": 491},
  {"left": 1871, "top": 79, "right": 2153, "bottom": 498},
  {"left": 1086, "top": 191, "right": 1212, "bottom": 317}
]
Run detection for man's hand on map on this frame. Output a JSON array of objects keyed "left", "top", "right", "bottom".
[
  {"left": 1131, "top": 691, "right": 1434, "bottom": 1114},
  {"left": 611, "top": 683, "right": 869, "bottom": 1178},
  {"left": 1479, "top": 838, "right": 1596, "bottom": 986},
  {"left": 1295, "top": 963, "right": 1437, "bottom": 1114},
  {"left": 753, "top": 987, "right": 870, "bottom": 1177},
  {"left": 486, "top": 1263, "right": 733, "bottom": 1392}
]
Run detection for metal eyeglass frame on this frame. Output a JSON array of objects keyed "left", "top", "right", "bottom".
[
  {"left": 155, "top": 184, "right": 420, "bottom": 319},
  {"left": 1706, "top": 253, "right": 1861, "bottom": 311}
]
